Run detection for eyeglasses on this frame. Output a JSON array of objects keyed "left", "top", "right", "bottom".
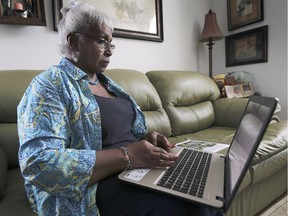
[{"left": 75, "top": 32, "right": 116, "bottom": 50}]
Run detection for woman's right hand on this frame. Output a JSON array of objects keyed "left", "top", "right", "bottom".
[
  {"left": 127, "top": 140, "right": 178, "bottom": 169},
  {"left": 89, "top": 140, "right": 178, "bottom": 185}
]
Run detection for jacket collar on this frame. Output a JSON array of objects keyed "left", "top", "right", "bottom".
[{"left": 58, "top": 58, "right": 88, "bottom": 82}]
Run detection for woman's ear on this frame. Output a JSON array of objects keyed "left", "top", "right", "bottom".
[{"left": 67, "top": 33, "right": 79, "bottom": 50}]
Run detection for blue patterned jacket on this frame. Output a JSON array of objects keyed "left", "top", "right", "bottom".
[{"left": 17, "top": 58, "right": 147, "bottom": 215}]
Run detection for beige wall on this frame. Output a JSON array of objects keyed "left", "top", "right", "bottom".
[
  {"left": 211, "top": 0, "right": 287, "bottom": 120},
  {"left": 0, "top": 0, "right": 286, "bottom": 120},
  {"left": 0, "top": 0, "right": 207, "bottom": 71}
]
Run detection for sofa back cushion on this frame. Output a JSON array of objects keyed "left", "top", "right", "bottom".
[
  {"left": 0, "top": 70, "right": 42, "bottom": 168},
  {"left": 105, "top": 69, "right": 171, "bottom": 136},
  {"left": 146, "top": 70, "right": 220, "bottom": 136},
  {"left": 0, "top": 146, "right": 7, "bottom": 198}
]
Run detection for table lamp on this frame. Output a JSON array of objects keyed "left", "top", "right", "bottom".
[{"left": 199, "top": 9, "right": 224, "bottom": 78}]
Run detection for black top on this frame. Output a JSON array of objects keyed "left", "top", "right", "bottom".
[{"left": 95, "top": 95, "right": 138, "bottom": 149}]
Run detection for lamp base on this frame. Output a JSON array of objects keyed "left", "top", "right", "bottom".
[{"left": 206, "top": 38, "right": 215, "bottom": 78}]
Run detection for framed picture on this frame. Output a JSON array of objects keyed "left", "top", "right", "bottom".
[
  {"left": 225, "top": 25, "right": 268, "bottom": 67},
  {"left": 241, "top": 83, "right": 253, "bottom": 97},
  {"left": 224, "top": 83, "right": 253, "bottom": 98},
  {"left": 227, "top": 0, "right": 263, "bottom": 31},
  {"left": 53, "top": 0, "right": 163, "bottom": 42},
  {"left": 0, "top": 0, "right": 46, "bottom": 26}
]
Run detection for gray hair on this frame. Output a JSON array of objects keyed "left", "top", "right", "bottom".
[{"left": 58, "top": 3, "right": 113, "bottom": 57}]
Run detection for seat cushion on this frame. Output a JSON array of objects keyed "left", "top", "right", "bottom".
[{"left": 0, "top": 169, "right": 36, "bottom": 216}]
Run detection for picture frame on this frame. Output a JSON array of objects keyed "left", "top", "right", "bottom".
[
  {"left": 227, "top": 0, "right": 263, "bottom": 31},
  {"left": 241, "top": 83, "right": 253, "bottom": 97},
  {"left": 224, "top": 83, "right": 253, "bottom": 98},
  {"left": 53, "top": 0, "right": 163, "bottom": 42},
  {"left": 0, "top": 0, "right": 46, "bottom": 26},
  {"left": 225, "top": 25, "right": 268, "bottom": 67}
]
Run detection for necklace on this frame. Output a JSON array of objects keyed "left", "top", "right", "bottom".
[{"left": 88, "top": 79, "right": 99, "bottom": 85}]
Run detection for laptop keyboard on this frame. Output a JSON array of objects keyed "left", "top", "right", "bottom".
[{"left": 157, "top": 148, "right": 212, "bottom": 198}]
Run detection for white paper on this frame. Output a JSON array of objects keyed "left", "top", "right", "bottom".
[{"left": 176, "top": 139, "right": 229, "bottom": 153}]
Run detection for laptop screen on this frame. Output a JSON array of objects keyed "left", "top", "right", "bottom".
[{"left": 224, "top": 96, "right": 277, "bottom": 211}]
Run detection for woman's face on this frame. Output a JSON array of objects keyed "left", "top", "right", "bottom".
[{"left": 74, "top": 24, "right": 114, "bottom": 75}]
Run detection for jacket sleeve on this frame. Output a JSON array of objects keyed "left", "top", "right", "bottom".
[{"left": 17, "top": 73, "right": 96, "bottom": 201}]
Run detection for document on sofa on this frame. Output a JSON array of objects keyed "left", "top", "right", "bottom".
[{"left": 176, "top": 139, "right": 229, "bottom": 153}]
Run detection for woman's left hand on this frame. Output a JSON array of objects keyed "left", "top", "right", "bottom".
[{"left": 143, "top": 131, "right": 175, "bottom": 150}]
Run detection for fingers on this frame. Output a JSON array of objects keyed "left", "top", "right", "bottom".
[
  {"left": 143, "top": 131, "right": 175, "bottom": 150},
  {"left": 143, "top": 131, "right": 158, "bottom": 146},
  {"left": 157, "top": 159, "right": 175, "bottom": 167},
  {"left": 130, "top": 140, "right": 178, "bottom": 169},
  {"left": 151, "top": 147, "right": 178, "bottom": 168},
  {"left": 157, "top": 134, "right": 175, "bottom": 150}
]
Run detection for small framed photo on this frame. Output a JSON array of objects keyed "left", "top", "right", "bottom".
[
  {"left": 225, "top": 85, "right": 242, "bottom": 98},
  {"left": 227, "top": 0, "right": 264, "bottom": 31},
  {"left": 225, "top": 25, "right": 268, "bottom": 67},
  {"left": 225, "top": 83, "right": 253, "bottom": 98},
  {"left": 241, "top": 83, "right": 253, "bottom": 97}
]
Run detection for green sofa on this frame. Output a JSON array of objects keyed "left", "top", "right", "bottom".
[{"left": 0, "top": 69, "right": 287, "bottom": 216}]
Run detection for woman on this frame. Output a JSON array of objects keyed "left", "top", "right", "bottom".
[{"left": 18, "top": 3, "right": 222, "bottom": 216}]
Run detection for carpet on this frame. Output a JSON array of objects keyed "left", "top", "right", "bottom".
[{"left": 257, "top": 193, "right": 287, "bottom": 216}]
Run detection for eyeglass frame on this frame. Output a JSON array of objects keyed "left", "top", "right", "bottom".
[{"left": 74, "top": 32, "right": 116, "bottom": 51}]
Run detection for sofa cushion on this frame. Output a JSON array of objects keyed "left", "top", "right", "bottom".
[
  {"left": 0, "top": 146, "right": 7, "bottom": 199},
  {"left": 105, "top": 69, "right": 172, "bottom": 136},
  {"left": 146, "top": 70, "right": 220, "bottom": 136},
  {"left": 0, "top": 168, "right": 36, "bottom": 215},
  {"left": 0, "top": 124, "right": 19, "bottom": 169},
  {"left": 167, "top": 126, "right": 236, "bottom": 145},
  {"left": 0, "top": 70, "right": 42, "bottom": 123},
  {"left": 0, "top": 70, "right": 42, "bottom": 169},
  {"left": 213, "top": 98, "right": 248, "bottom": 128}
]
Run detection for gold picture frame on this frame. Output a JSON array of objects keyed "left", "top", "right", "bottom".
[{"left": 227, "top": 0, "right": 263, "bottom": 31}]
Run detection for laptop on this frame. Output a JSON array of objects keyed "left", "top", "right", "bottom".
[{"left": 118, "top": 96, "right": 277, "bottom": 213}]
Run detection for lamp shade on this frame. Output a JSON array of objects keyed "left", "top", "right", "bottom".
[{"left": 199, "top": 9, "right": 224, "bottom": 42}]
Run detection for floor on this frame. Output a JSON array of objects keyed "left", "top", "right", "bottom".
[{"left": 257, "top": 193, "right": 287, "bottom": 216}]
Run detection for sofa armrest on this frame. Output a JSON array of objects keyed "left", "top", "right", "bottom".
[
  {"left": 0, "top": 146, "right": 8, "bottom": 199},
  {"left": 270, "top": 103, "right": 282, "bottom": 123},
  {"left": 213, "top": 98, "right": 249, "bottom": 128}
]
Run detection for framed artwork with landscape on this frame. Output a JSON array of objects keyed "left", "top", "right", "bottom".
[
  {"left": 53, "top": 0, "right": 163, "bottom": 42},
  {"left": 227, "top": 0, "right": 263, "bottom": 31},
  {"left": 225, "top": 25, "right": 268, "bottom": 67}
]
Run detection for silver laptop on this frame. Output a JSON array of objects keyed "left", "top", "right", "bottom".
[{"left": 119, "top": 96, "right": 277, "bottom": 213}]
